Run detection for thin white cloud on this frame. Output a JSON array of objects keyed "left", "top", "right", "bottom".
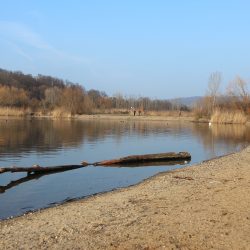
[
  {"left": 0, "top": 21, "right": 88, "bottom": 64},
  {"left": 0, "top": 21, "right": 51, "bottom": 50},
  {"left": 0, "top": 37, "right": 33, "bottom": 61},
  {"left": 11, "top": 43, "right": 33, "bottom": 62}
]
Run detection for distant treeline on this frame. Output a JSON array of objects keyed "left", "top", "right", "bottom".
[{"left": 0, "top": 68, "right": 189, "bottom": 115}]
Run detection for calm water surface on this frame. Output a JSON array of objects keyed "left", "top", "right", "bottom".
[{"left": 0, "top": 118, "right": 249, "bottom": 219}]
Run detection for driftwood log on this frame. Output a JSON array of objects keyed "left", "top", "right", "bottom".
[
  {"left": 92, "top": 160, "right": 190, "bottom": 168},
  {"left": 93, "top": 152, "right": 191, "bottom": 166},
  {"left": 0, "top": 163, "right": 88, "bottom": 175},
  {"left": 0, "top": 152, "right": 191, "bottom": 175}
]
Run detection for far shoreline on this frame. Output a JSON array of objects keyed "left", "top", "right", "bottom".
[
  {"left": 2, "top": 113, "right": 250, "bottom": 126},
  {"left": 0, "top": 112, "right": 208, "bottom": 123},
  {"left": 76, "top": 113, "right": 196, "bottom": 122}
]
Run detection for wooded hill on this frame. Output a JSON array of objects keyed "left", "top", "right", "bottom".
[{"left": 0, "top": 68, "right": 189, "bottom": 115}]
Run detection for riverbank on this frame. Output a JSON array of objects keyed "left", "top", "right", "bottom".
[
  {"left": 76, "top": 113, "right": 195, "bottom": 122},
  {"left": 0, "top": 113, "right": 198, "bottom": 124},
  {"left": 0, "top": 110, "right": 196, "bottom": 122},
  {"left": 1, "top": 147, "right": 249, "bottom": 249},
  {"left": 76, "top": 114, "right": 250, "bottom": 125}
]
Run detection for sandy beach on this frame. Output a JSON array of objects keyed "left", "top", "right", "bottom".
[{"left": 0, "top": 146, "right": 250, "bottom": 249}]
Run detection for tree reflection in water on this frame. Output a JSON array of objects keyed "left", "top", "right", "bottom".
[{"left": 0, "top": 119, "right": 249, "bottom": 158}]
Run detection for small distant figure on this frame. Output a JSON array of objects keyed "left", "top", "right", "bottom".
[
  {"left": 131, "top": 107, "right": 136, "bottom": 116},
  {"left": 179, "top": 110, "right": 182, "bottom": 117},
  {"left": 138, "top": 110, "right": 142, "bottom": 116}
]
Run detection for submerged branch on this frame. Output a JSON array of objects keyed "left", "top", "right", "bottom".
[{"left": 0, "top": 172, "right": 49, "bottom": 193}]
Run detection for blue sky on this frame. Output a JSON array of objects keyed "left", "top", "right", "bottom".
[{"left": 0, "top": 1, "right": 250, "bottom": 98}]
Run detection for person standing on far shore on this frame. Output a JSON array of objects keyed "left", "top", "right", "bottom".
[{"left": 131, "top": 107, "right": 136, "bottom": 116}]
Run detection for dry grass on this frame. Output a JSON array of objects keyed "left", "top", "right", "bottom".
[
  {"left": 92, "top": 108, "right": 130, "bottom": 115},
  {"left": 0, "top": 107, "right": 73, "bottom": 118},
  {"left": 210, "top": 109, "right": 247, "bottom": 124},
  {"left": 0, "top": 107, "right": 31, "bottom": 116},
  {"left": 50, "top": 108, "right": 73, "bottom": 118},
  {"left": 145, "top": 110, "right": 192, "bottom": 117}
]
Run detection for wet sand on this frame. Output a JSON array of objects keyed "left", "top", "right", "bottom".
[{"left": 0, "top": 147, "right": 249, "bottom": 249}]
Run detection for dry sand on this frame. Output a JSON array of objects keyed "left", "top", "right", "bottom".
[{"left": 0, "top": 147, "right": 250, "bottom": 249}]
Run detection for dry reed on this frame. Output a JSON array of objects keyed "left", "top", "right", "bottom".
[
  {"left": 0, "top": 107, "right": 30, "bottom": 116},
  {"left": 51, "top": 108, "right": 73, "bottom": 118},
  {"left": 210, "top": 109, "right": 247, "bottom": 124}
]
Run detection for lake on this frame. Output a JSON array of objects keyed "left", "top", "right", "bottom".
[{"left": 0, "top": 118, "right": 249, "bottom": 220}]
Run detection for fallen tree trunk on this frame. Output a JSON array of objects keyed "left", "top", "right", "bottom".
[
  {"left": 93, "top": 152, "right": 191, "bottom": 166},
  {"left": 0, "top": 163, "right": 88, "bottom": 175},
  {"left": 0, "top": 152, "right": 191, "bottom": 174}
]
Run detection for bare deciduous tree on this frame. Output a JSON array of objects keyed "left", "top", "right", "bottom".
[
  {"left": 227, "top": 76, "right": 249, "bottom": 111},
  {"left": 206, "top": 71, "right": 222, "bottom": 113},
  {"left": 44, "top": 87, "right": 62, "bottom": 107}
]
